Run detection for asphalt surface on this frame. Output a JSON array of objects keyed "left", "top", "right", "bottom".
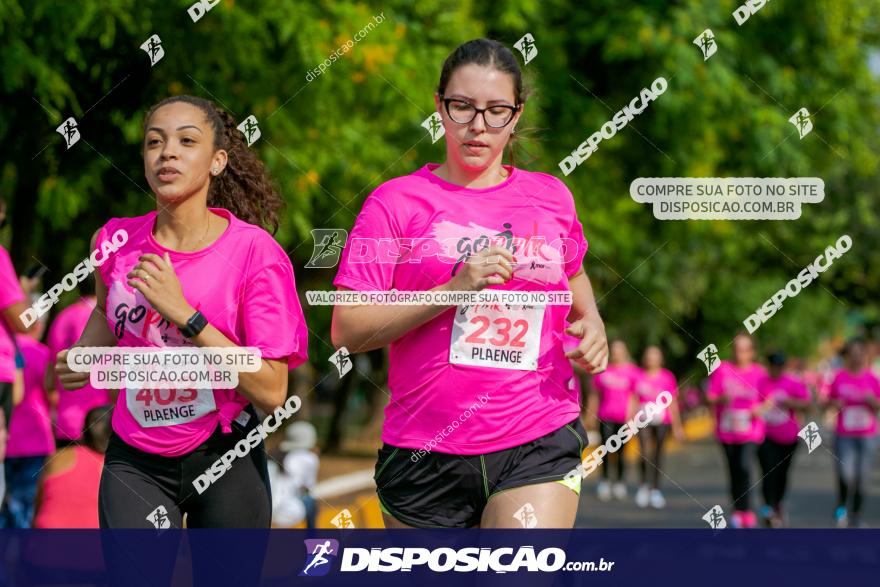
[{"left": 576, "top": 427, "right": 880, "bottom": 528}]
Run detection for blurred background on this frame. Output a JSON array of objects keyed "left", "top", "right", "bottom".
[{"left": 0, "top": 0, "right": 878, "bottom": 529}]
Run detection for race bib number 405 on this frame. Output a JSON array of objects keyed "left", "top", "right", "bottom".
[
  {"left": 449, "top": 303, "right": 545, "bottom": 371},
  {"left": 126, "top": 387, "right": 216, "bottom": 428}
]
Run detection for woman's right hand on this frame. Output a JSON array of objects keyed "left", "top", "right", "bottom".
[
  {"left": 55, "top": 348, "right": 90, "bottom": 390},
  {"left": 444, "top": 246, "right": 515, "bottom": 291}
]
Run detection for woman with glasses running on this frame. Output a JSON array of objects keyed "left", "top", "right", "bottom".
[{"left": 332, "top": 38, "right": 607, "bottom": 528}]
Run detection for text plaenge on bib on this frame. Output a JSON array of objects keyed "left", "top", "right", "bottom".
[{"left": 334, "top": 164, "right": 589, "bottom": 454}]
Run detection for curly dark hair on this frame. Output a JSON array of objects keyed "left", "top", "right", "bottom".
[{"left": 143, "top": 95, "right": 284, "bottom": 234}]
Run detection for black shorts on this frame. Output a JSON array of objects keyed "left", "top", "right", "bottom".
[
  {"left": 99, "top": 405, "right": 271, "bottom": 529},
  {"left": 374, "top": 417, "right": 586, "bottom": 528}
]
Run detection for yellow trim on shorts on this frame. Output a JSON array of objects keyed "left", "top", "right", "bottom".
[{"left": 557, "top": 474, "right": 582, "bottom": 496}]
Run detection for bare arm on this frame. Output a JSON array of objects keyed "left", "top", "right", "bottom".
[{"left": 563, "top": 268, "right": 608, "bottom": 374}]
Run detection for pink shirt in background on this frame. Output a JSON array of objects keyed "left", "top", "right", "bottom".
[
  {"left": 707, "top": 361, "right": 768, "bottom": 444},
  {"left": 334, "top": 164, "right": 589, "bottom": 454},
  {"left": 828, "top": 369, "right": 880, "bottom": 437},
  {"left": 636, "top": 367, "right": 677, "bottom": 425},
  {"left": 47, "top": 298, "right": 112, "bottom": 440},
  {"left": 593, "top": 364, "right": 639, "bottom": 423},
  {"left": 0, "top": 245, "right": 25, "bottom": 383},
  {"left": 6, "top": 335, "right": 54, "bottom": 457},
  {"left": 760, "top": 373, "right": 810, "bottom": 444},
  {"left": 97, "top": 208, "right": 308, "bottom": 456}
]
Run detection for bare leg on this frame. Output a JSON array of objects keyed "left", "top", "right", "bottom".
[{"left": 480, "top": 482, "right": 579, "bottom": 528}]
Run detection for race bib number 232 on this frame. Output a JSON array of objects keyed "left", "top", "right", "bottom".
[{"left": 449, "top": 303, "right": 545, "bottom": 371}]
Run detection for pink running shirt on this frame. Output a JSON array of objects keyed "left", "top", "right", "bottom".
[
  {"left": 707, "top": 361, "right": 768, "bottom": 444},
  {"left": 828, "top": 369, "right": 880, "bottom": 437},
  {"left": 333, "top": 164, "right": 588, "bottom": 454},
  {"left": 47, "top": 298, "right": 112, "bottom": 440},
  {"left": 6, "top": 335, "right": 54, "bottom": 457},
  {"left": 0, "top": 245, "right": 25, "bottom": 383},
  {"left": 759, "top": 373, "right": 810, "bottom": 444},
  {"left": 594, "top": 364, "right": 639, "bottom": 423},
  {"left": 96, "top": 208, "right": 308, "bottom": 456},
  {"left": 635, "top": 367, "right": 677, "bottom": 425}
]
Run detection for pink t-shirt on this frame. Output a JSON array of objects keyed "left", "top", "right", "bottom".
[
  {"left": 593, "top": 364, "right": 639, "bottom": 423},
  {"left": 6, "top": 335, "right": 54, "bottom": 457},
  {"left": 47, "top": 298, "right": 113, "bottom": 440},
  {"left": 707, "top": 361, "right": 768, "bottom": 444},
  {"left": 636, "top": 368, "right": 677, "bottom": 425},
  {"left": 333, "top": 164, "right": 588, "bottom": 454},
  {"left": 0, "top": 245, "right": 25, "bottom": 383},
  {"left": 828, "top": 369, "right": 880, "bottom": 437},
  {"left": 759, "top": 373, "right": 810, "bottom": 444},
  {"left": 96, "top": 208, "right": 308, "bottom": 456}
]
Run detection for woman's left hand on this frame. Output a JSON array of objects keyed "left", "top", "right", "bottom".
[
  {"left": 127, "top": 253, "right": 194, "bottom": 328},
  {"left": 564, "top": 315, "right": 608, "bottom": 374}
]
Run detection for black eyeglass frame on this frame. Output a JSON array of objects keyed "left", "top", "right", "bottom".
[{"left": 440, "top": 97, "right": 520, "bottom": 128}]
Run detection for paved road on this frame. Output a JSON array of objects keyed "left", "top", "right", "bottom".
[{"left": 576, "top": 429, "right": 880, "bottom": 528}]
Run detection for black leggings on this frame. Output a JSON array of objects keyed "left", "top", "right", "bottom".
[
  {"left": 757, "top": 439, "right": 797, "bottom": 509},
  {"left": 99, "top": 414, "right": 271, "bottom": 528},
  {"left": 99, "top": 409, "right": 272, "bottom": 586},
  {"left": 721, "top": 442, "right": 756, "bottom": 511},
  {"left": 599, "top": 420, "right": 627, "bottom": 481},
  {"left": 637, "top": 424, "right": 670, "bottom": 488}
]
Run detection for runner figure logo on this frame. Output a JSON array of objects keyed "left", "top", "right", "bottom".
[
  {"left": 300, "top": 539, "right": 339, "bottom": 577},
  {"left": 237, "top": 115, "right": 261, "bottom": 146},
  {"left": 422, "top": 112, "right": 445, "bottom": 143},
  {"left": 789, "top": 108, "right": 813, "bottom": 139},
  {"left": 139, "top": 34, "right": 165, "bottom": 66},
  {"left": 702, "top": 505, "right": 727, "bottom": 529},
  {"left": 146, "top": 505, "right": 171, "bottom": 529},
  {"left": 56, "top": 117, "right": 80, "bottom": 149},
  {"left": 697, "top": 344, "right": 720, "bottom": 375},
  {"left": 693, "top": 29, "right": 717, "bottom": 61},
  {"left": 306, "top": 229, "right": 348, "bottom": 268},
  {"left": 514, "top": 33, "right": 538, "bottom": 65},
  {"left": 329, "top": 347, "right": 352, "bottom": 378},
  {"left": 513, "top": 503, "right": 538, "bottom": 528},
  {"left": 330, "top": 508, "right": 355, "bottom": 529},
  {"left": 798, "top": 421, "right": 822, "bottom": 453}
]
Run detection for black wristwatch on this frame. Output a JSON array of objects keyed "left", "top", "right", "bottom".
[{"left": 179, "top": 310, "right": 208, "bottom": 338}]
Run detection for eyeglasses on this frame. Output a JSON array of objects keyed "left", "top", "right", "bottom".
[{"left": 441, "top": 97, "right": 519, "bottom": 128}]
